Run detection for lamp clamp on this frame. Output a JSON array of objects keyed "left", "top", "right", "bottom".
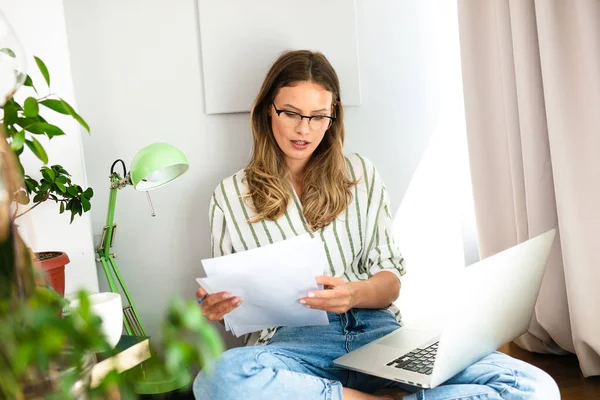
[{"left": 109, "top": 172, "right": 132, "bottom": 190}]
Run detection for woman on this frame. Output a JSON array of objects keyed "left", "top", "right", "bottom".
[{"left": 193, "top": 50, "right": 559, "bottom": 400}]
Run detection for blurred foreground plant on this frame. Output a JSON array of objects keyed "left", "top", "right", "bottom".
[{"left": 0, "top": 127, "right": 223, "bottom": 399}]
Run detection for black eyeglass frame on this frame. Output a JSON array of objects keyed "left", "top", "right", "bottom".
[{"left": 271, "top": 102, "right": 336, "bottom": 130}]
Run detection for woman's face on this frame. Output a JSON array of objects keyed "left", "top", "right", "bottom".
[{"left": 270, "top": 81, "right": 334, "bottom": 168}]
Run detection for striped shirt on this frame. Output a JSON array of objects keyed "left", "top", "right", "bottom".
[{"left": 208, "top": 153, "right": 407, "bottom": 345}]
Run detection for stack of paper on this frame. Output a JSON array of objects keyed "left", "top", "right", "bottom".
[{"left": 197, "top": 235, "right": 330, "bottom": 337}]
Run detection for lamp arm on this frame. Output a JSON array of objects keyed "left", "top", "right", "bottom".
[
  {"left": 96, "top": 172, "right": 147, "bottom": 336},
  {"left": 101, "top": 175, "right": 121, "bottom": 255}
]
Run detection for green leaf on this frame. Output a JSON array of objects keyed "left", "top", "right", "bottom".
[
  {"left": 40, "top": 122, "right": 66, "bottom": 138},
  {"left": 34, "top": 56, "right": 50, "bottom": 87},
  {"left": 81, "top": 197, "right": 91, "bottom": 212},
  {"left": 23, "top": 74, "right": 35, "bottom": 88},
  {"left": 17, "top": 117, "right": 45, "bottom": 134},
  {"left": 42, "top": 167, "right": 56, "bottom": 182},
  {"left": 11, "top": 130, "right": 25, "bottom": 151},
  {"left": 56, "top": 182, "right": 66, "bottom": 193},
  {"left": 24, "top": 177, "right": 39, "bottom": 193},
  {"left": 4, "top": 124, "right": 17, "bottom": 138},
  {"left": 26, "top": 137, "right": 48, "bottom": 164},
  {"left": 14, "top": 343, "right": 34, "bottom": 375},
  {"left": 61, "top": 99, "right": 90, "bottom": 133},
  {"left": 40, "top": 99, "right": 68, "bottom": 114},
  {"left": 23, "top": 97, "right": 39, "bottom": 117},
  {"left": 181, "top": 300, "right": 204, "bottom": 330},
  {"left": 83, "top": 187, "right": 94, "bottom": 199},
  {"left": 55, "top": 175, "right": 68, "bottom": 184},
  {"left": 39, "top": 181, "right": 51, "bottom": 192},
  {"left": 23, "top": 122, "right": 66, "bottom": 138},
  {"left": 2, "top": 99, "right": 20, "bottom": 125},
  {"left": 60, "top": 202, "right": 65, "bottom": 214},
  {"left": 67, "top": 187, "right": 78, "bottom": 197},
  {"left": 39, "top": 326, "right": 66, "bottom": 353},
  {"left": 33, "top": 192, "right": 46, "bottom": 203},
  {"left": 165, "top": 342, "right": 188, "bottom": 373},
  {"left": 0, "top": 48, "right": 16, "bottom": 57},
  {"left": 53, "top": 165, "right": 70, "bottom": 176},
  {"left": 72, "top": 200, "right": 82, "bottom": 216}
]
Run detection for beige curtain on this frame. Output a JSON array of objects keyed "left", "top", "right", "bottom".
[{"left": 457, "top": 0, "right": 600, "bottom": 377}]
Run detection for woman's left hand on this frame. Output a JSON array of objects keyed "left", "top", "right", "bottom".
[{"left": 298, "top": 276, "right": 355, "bottom": 313}]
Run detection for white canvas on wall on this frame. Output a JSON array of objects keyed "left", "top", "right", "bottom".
[{"left": 197, "top": 0, "right": 361, "bottom": 114}]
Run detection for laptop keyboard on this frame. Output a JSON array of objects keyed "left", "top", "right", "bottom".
[{"left": 386, "top": 341, "right": 439, "bottom": 375}]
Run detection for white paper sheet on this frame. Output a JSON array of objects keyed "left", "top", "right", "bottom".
[{"left": 197, "top": 235, "right": 330, "bottom": 337}]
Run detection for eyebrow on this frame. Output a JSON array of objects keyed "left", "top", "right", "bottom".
[{"left": 282, "top": 104, "right": 329, "bottom": 113}]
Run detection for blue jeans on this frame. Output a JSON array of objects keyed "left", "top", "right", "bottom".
[{"left": 193, "top": 309, "right": 559, "bottom": 399}]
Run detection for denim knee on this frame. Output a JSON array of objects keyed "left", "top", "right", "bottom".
[
  {"left": 193, "top": 346, "right": 344, "bottom": 400},
  {"left": 193, "top": 347, "right": 260, "bottom": 399},
  {"left": 519, "top": 363, "right": 560, "bottom": 400},
  {"left": 480, "top": 353, "right": 560, "bottom": 399},
  {"left": 193, "top": 347, "right": 308, "bottom": 400}
]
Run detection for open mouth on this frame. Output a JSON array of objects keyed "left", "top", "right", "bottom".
[{"left": 291, "top": 140, "right": 310, "bottom": 146}]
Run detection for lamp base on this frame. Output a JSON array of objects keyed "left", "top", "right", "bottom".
[{"left": 124, "top": 356, "right": 191, "bottom": 395}]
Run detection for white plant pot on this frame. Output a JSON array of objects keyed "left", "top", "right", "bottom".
[{"left": 70, "top": 292, "right": 123, "bottom": 349}]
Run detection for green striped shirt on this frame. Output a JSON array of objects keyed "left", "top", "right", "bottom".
[{"left": 208, "top": 154, "right": 406, "bottom": 345}]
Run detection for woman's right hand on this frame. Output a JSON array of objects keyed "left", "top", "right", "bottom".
[{"left": 196, "top": 287, "right": 242, "bottom": 322}]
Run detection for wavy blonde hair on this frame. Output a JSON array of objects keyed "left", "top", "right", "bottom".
[{"left": 245, "top": 50, "right": 357, "bottom": 231}]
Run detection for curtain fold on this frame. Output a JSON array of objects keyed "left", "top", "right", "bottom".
[{"left": 457, "top": 0, "right": 600, "bottom": 376}]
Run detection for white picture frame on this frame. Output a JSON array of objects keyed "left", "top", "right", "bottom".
[{"left": 197, "top": 0, "right": 362, "bottom": 114}]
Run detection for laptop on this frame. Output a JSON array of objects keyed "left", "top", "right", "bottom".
[{"left": 333, "top": 229, "right": 556, "bottom": 389}]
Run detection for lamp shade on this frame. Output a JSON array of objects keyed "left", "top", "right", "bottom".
[{"left": 129, "top": 143, "right": 189, "bottom": 191}]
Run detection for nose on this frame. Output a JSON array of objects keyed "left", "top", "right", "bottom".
[{"left": 296, "top": 117, "right": 310, "bottom": 135}]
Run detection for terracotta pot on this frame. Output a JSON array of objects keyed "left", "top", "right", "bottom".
[{"left": 34, "top": 251, "right": 70, "bottom": 297}]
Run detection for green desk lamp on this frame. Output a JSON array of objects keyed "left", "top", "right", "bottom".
[{"left": 96, "top": 143, "right": 190, "bottom": 394}]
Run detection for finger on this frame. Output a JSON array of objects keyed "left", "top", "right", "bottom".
[
  {"left": 301, "top": 297, "right": 350, "bottom": 309},
  {"left": 315, "top": 276, "right": 345, "bottom": 287},
  {"left": 304, "top": 303, "right": 350, "bottom": 313},
  {"left": 206, "top": 296, "right": 238, "bottom": 312},
  {"left": 203, "top": 291, "right": 231, "bottom": 307},
  {"left": 208, "top": 296, "right": 242, "bottom": 319},
  {"left": 302, "top": 288, "right": 343, "bottom": 300},
  {"left": 196, "top": 287, "right": 207, "bottom": 300},
  {"left": 202, "top": 297, "right": 233, "bottom": 319}
]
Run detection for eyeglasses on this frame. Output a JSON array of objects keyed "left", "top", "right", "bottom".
[{"left": 272, "top": 102, "right": 336, "bottom": 131}]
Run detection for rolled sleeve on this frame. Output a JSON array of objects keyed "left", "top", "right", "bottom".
[{"left": 363, "top": 167, "right": 407, "bottom": 282}]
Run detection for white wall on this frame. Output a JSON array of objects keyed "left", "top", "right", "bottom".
[
  {"left": 62, "top": 0, "right": 476, "bottom": 346},
  {"left": 1, "top": 0, "right": 99, "bottom": 294}
]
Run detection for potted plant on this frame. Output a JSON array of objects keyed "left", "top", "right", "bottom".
[
  {"left": 0, "top": 129, "right": 224, "bottom": 399},
  {"left": 0, "top": 48, "right": 94, "bottom": 296}
]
